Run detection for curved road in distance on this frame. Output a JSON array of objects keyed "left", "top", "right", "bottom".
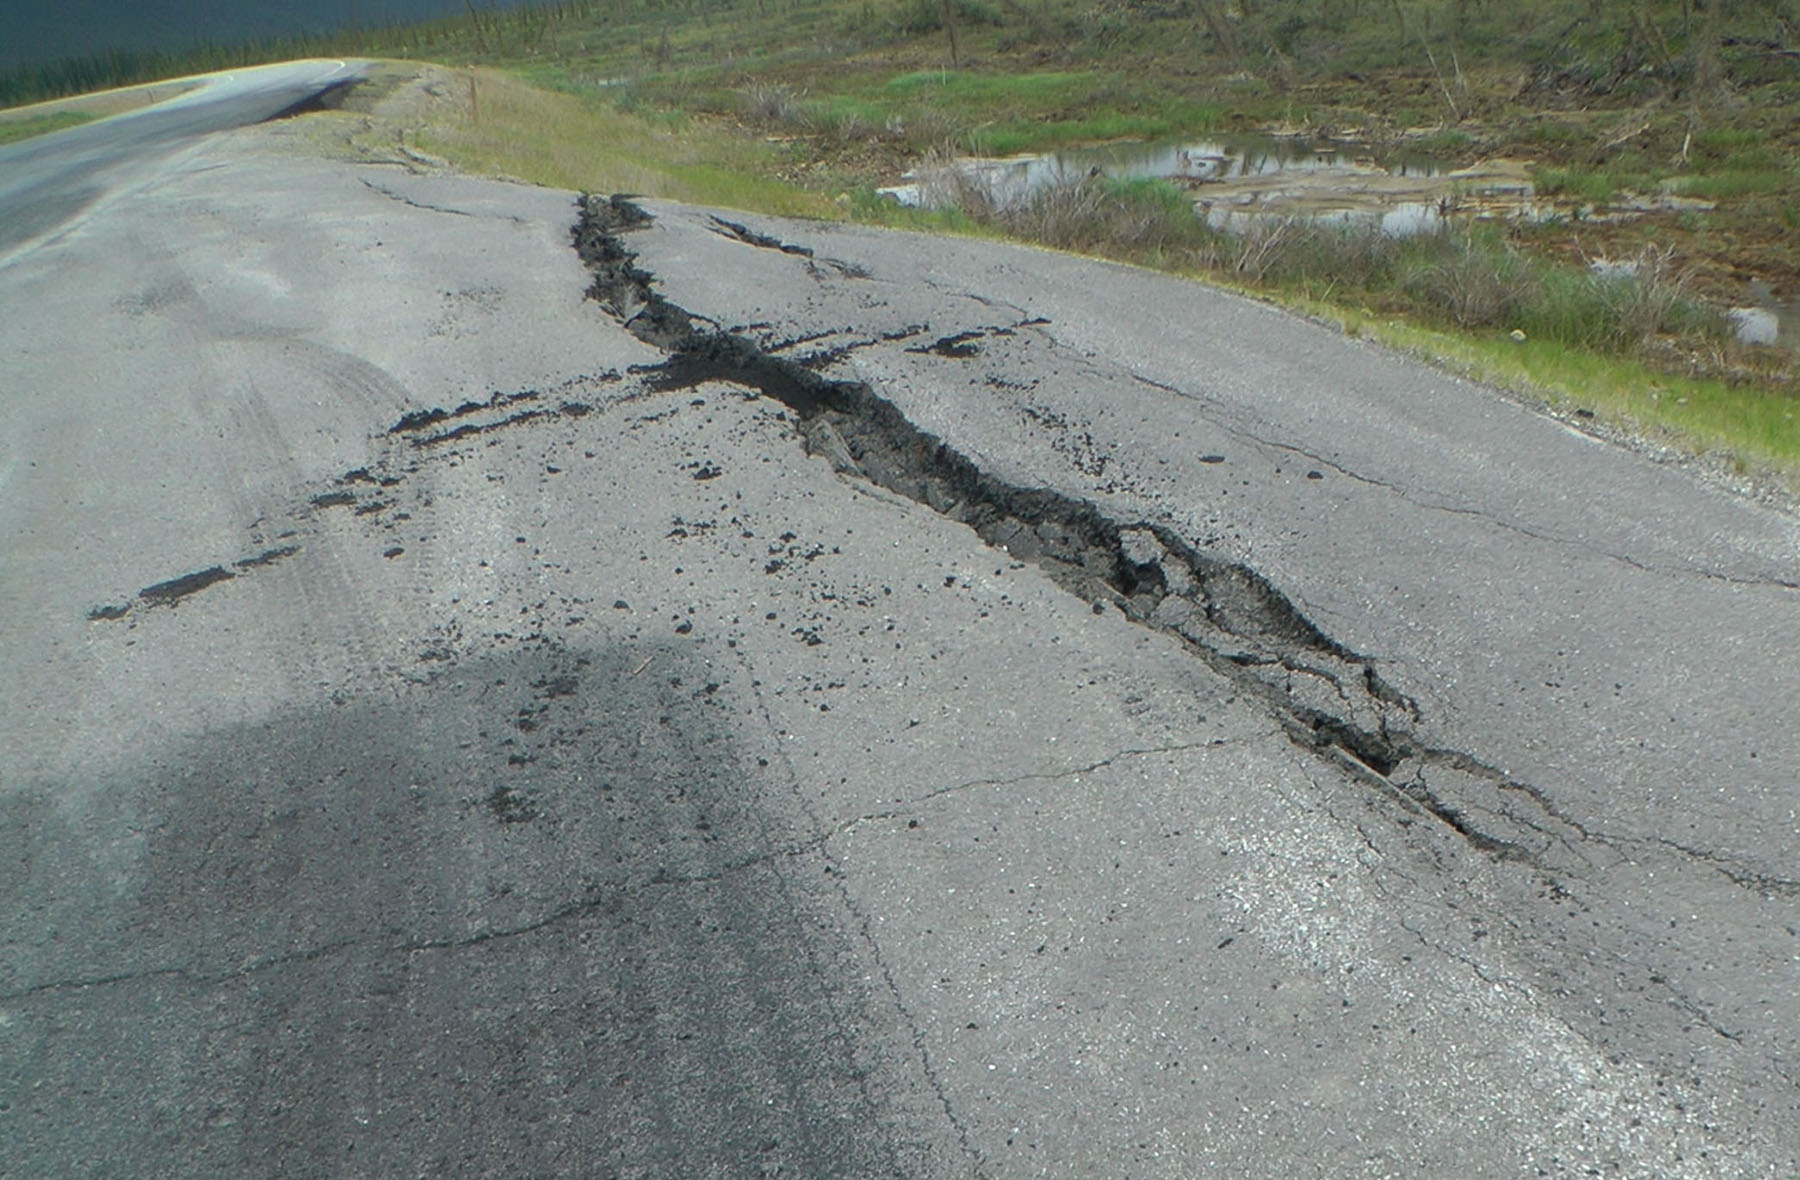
[
  {"left": 0, "top": 59, "right": 362, "bottom": 261},
  {"left": 3, "top": 64, "right": 1799, "bottom": 1179}
]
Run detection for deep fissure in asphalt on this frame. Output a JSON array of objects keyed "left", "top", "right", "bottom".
[{"left": 573, "top": 195, "right": 1432, "bottom": 792}]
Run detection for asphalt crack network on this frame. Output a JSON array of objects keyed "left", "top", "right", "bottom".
[
  {"left": 0, "top": 853, "right": 823, "bottom": 1005},
  {"left": 831, "top": 737, "right": 1261, "bottom": 837},
  {"left": 731, "top": 655, "right": 990, "bottom": 1179},
  {"left": 357, "top": 176, "right": 529, "bottom": 224},
  {"left": 571, "top": 194, "right": 1607, "bottom": 872},
  {"left": 1119, "top": 362, "right": 1800, "bottom": 594},
  {"left": 6, "top": 736, "right": 1240, "bottom": 1019}
]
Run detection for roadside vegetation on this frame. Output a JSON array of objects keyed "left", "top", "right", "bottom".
[
  {"left": 6, "top": 0, "right": 1799, "bottom": 481},
  {"left": 0, "top": 108, "right": 92, "bottom": 145},
  {"left": 406, "top": 65, "right": 837, "bottom": 215}
]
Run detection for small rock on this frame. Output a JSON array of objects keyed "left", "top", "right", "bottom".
[{"left": 1118, "top": 528, "right": 1165, "bottom": 569}]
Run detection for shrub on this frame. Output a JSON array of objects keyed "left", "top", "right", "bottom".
[
  {"left": 895, "top": 104, "right": 966, "bottom": 150},
  {"left": 1589, "top": 245, "right": 1725, "bottom": 347},
  {"left": 1402, "top": 229, "right": 1544, "bottom": 328},
  {"left": 893, "top": 0, "right": 1003, "bottom": 36},
  {"left": 741, "top": 83, "right": 802, "bottom": 124}
]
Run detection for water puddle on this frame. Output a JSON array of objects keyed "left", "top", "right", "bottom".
[
  {"left": 881, "top": 133, "right": 1514, "bottom": 234},
  {"left": 880, "top": 134, "right": 1443, "bottom": 203},
  {"left": 881, "top": 133, "right": 1714, "bottom": 236},
  {"left": 1196, "top": 156, "right": 1541, "bottom": 236},
  {"left": 1727, "top": 293, "right": 1799, "bottom": 346},
  {"left": 879, "top": 133, "right": 1786, "bottom": 346}
]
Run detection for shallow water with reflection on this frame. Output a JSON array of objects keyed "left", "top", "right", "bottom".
[{"left": 879, "top": 134, "right": 1791, "bottom": 343}]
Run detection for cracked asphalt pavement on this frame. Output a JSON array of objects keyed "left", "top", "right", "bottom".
[{"left": 3, "top": 93, "right": 1798, "bottom": 1179}]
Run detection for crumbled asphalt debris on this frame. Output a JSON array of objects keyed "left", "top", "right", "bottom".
[
  {"left": 389, "top": 390, "right": 542, "bottom": 437},
  {"left": 708, "top": 215, "right": 814, "bottom": 258},
  {"left": 139, "top": 565, "right": 235, "bottom": 606},
  {"left": 236, "top": 544, "right": 300, "bottom": 569},
  {"left": 573, "top": 192, "right": 1433, "bottom": 814},
  {"left": 907, "top": 330, "right": 984, "bottom": 359}
]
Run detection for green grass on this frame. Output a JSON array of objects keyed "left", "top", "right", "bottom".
[
  {"left": 879, "top": 69, "right": 1093, "bottom": 102},
  {"left": 1414, "top": 127, "right": 1476, "bottom": 154},
  {"left": 969, "top": 102, "right": 1224, "bottom": 155},
  {"left": 753, "top": 66, "right": 1223, "bottom": 157},
  {"left": 407, "top": 68, "right": 833, "bottom": 217},
  {"left": 1668, "top": 170, "right": 1796, "bottom": 200},
  {"left": 1347, "top": 315, "right": 1800, "bottom": 475},
  {"left": 1535, "top": 165, "right": 1632, "bottom": 205},
  {"left": 0, "top": 109, "right": 93, "bottom": 145},
  {"left": 1693, "top": 127, "right": 1769, "bottom": 154}
]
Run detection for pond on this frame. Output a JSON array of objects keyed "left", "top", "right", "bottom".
[
  {"left": 905, "top": 133, "right": 1445, "bottom": 194},
  {"left": 878, "top": 133, "right": 1720, "bottom": 235},
  {"left": 879, "top": 132, "right": 1508, "bottom": 236}
]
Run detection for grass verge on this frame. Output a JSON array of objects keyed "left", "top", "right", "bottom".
[
  {"left": 408, "top": 68, "right": 835, "bottom": 216},
  {"left": 0, "top": 109, "right": 94, "bottom": 145},
  {"left": 1346, "top": 314, "right": 1800, "bottom": 485}
]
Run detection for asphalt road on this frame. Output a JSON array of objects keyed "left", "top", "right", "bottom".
[
  {"left": 2, "top": 73, "right": 1798, "bottom": 1179},
  {"left": 0, "top": 59, "right": 363, "bottom": 262}
]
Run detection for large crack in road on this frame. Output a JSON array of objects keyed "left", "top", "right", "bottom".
[
  {"left": 17, "top": 145, "right": 1796, "bottom": 1174},
  {"left": 571, "top": 194, "right": 1576, "bottom": 868}
]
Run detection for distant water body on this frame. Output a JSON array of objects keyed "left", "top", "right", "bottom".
[{"left": 1, "top": 0, "right": 541, "bottom": 70}]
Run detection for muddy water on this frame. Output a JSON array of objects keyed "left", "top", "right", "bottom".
[
  {"left": 884, "top": 134, "right": 1700, "bottom": 232},
  {"left": 1195, "top": 156, "right": 1541, "bottom": 236},
  {"left": 979, "top": 134, "right": 1445, "bottom": 190},
  {"left": 880, "top": 133, "right": 1473, "bottom": 231}
]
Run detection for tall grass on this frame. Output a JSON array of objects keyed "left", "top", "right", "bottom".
[
  {"left": 736, "top": 69, "right": 1224, "bottom": 160},
  {"left": 915, "top": 161, "right": 1209, "bottom": 258},
  {"left": 411, "top": 68, "right": 833, "bottom": 216},
  {"left": 916, "top": 166, "right": 1729, "bottom": 361}
]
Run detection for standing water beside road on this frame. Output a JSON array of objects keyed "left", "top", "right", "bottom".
[{"left": 879, "top": 131, "right": 1490, "bottom": 233}]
